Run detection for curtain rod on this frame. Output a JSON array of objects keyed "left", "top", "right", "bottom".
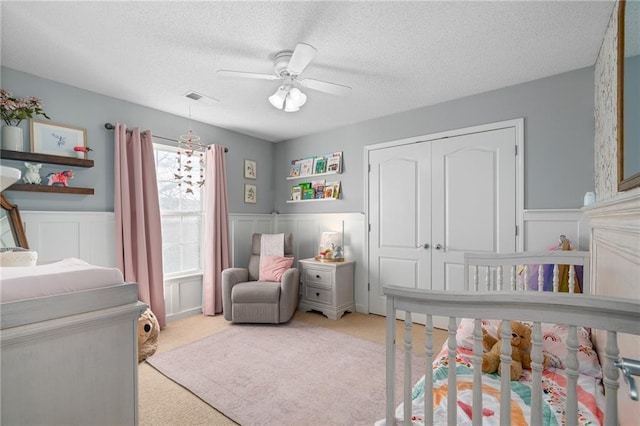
[{"left": 104, "top": 123, "right": 228, "bottom": 152}]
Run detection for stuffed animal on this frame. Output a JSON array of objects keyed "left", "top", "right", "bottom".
[
  {"left": 138, "top": 308, "right": 159, "bottom": 362},
  {"left": 481, "top": 321, "right": 548, "bottom": 381},
  {"left": 47, "top": 170, "right": 74, "bottom": 187},
  {"left": 23, "top": 162, "right": 42, "bottom": 184}
]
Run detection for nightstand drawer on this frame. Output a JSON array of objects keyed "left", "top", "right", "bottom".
[
  {"left": 304, "top": 285, "right": 332, "bottom": 304},
  {"left": 304, "top": 268, "right": 332, "bottom": 286}
]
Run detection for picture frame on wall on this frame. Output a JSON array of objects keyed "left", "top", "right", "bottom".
[
  {"left": 244, "top": 159, "right": 257, "bottom": 179},
  {"left": 244, "top": 183, "right": 256, "bottom": 203},
  {"left": 30, "top": 119, "right": 87, "bottom": 158}
]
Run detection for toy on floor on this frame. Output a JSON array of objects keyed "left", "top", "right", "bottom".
[
  {"left": 481, "top": 320, "right": 549, "bottom": 381},
  {"left": 138, "top": 308, "right": 159, "bottom": 362}
]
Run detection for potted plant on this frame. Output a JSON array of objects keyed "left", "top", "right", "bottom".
[
  {"left": 0, "top": 89, "right": 50, "bottom": 151},
  {"left": 73, "top": 146, "right": 93, "bottom": 159}
]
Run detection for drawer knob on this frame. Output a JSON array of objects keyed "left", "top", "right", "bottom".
[
  {"left": 316, "top": 274, "right": 321, "bottom": 279},
  {"left": 316, "top": 292, "right": 320, "bottom": 297}
]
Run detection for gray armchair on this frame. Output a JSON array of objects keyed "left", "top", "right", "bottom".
[{"left": 222, "top": 233, "right": 300, "bottom": 324}]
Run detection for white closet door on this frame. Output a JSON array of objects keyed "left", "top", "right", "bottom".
[
  {"left": 367, "top": 124, "right": 519, "bottom": 318},
  {"left": 368, "top": 143, "right": 432, "bottom": 316},
  {"left": 431, "top": 127, "right": 517, "bottom": 293}
]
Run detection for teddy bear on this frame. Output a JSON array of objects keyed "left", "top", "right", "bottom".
[
  {"left": 138, "top": 308, "right": 159, "bottom": 362},
  {"left": 481, "top": 321, "right": 548, "bottom": 381}
]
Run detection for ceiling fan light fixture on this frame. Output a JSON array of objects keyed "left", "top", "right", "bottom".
[
  {"left": 283, "top": 95, "right": 300, "bottom": 113},
  {"left": 288, "top": 87, "right": 307, "bottom": 107},
  {"left": 268, "top": 86, "right": 288, "bottom": 109}
]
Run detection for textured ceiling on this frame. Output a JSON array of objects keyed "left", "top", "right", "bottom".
[{"left": 1, "top": 1, "right": 615, "bottom": 143}]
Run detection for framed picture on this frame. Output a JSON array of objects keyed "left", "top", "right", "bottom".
[
  {"left": 30, "top": 119, "right": 87, "bottom": 158},
  {"left": 244, "top": 159, "right": 257, "bottom": 179},
  {"left": 244, "top": 183, "right": 256, "bottom": 203}
]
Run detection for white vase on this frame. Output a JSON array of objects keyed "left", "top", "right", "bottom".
[
  {"left": 76, "top": 151, "right": 86, "bottom": 159},
  {"left": 1, "top": 125, "right": 24, "bottom": 151}
]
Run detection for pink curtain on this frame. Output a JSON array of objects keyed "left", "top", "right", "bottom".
[
  {"left": 203, "top": 145, "right": 231, "bottom": 315},
  {"left": 114, "top": 123, "right": 167, "bottom": 328}
]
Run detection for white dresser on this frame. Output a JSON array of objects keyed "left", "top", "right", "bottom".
[{"left": 298, "top": 258, "right": 355, "bottom": 320}]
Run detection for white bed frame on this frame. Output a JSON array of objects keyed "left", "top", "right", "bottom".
[
  {"left": 1, "top": 283, "right": 146, "bottom": 425},
  {"left": 383, "top": 252, "right": 640, "bottom": 425}
]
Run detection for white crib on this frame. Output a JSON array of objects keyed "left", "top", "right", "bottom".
[{"left": 382, "top": 251, "right": 640, "bottom": 425}]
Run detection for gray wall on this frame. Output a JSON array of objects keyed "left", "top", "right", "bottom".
[
  {"left": 2, "top": 66, "right": 595, "bottom": 214},
  {"left": 276, "top": 66, "right": 596, "bottom": 213},
  {"left": 0, "top": 67, "right": 275, "bottom": 213}
]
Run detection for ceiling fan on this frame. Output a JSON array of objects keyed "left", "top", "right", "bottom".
[{"left": 217, "top": 43, "right": 351, "bottom": 112}]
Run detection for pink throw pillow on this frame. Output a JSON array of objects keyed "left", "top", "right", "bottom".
[{"left": 259, "top": 256, "right": 294, "bottom": 282}]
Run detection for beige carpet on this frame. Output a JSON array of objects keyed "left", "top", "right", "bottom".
[{"left": 139, "top": 311, "right": 447, "bottom": 425}]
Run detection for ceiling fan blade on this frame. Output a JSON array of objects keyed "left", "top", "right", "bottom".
[
  {"left": 286, "top": 43, "right": 318, "bottom": 75},
  {"left": 299, "top": 78, "right": 352, "bottom": 97},
  {"left": 216, "top": 70, "right": 279, "bottom": 81}
]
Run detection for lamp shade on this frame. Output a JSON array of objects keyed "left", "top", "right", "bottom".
[
  {"left": 288, "top": 88, "right": 307, "bottom": 107},
  {"left": 268, "top": 86, "right": 288, "bottom": 109}
]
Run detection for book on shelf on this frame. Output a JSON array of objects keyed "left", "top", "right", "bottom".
[
  {"left": 289, "top": 160, "right": 301, "bottom": 177},
  {"left": 311, "top": 179, "right": 325, "bottom": 199},
  {"left": 298, "top": 158, "right": 314, "bottom": 176},
  {"left": 291, "top": 186, "right": 302, "bottom": 201},
  {"left": 323, "top": 185, "right": 334, "bottom": 198},
  {"left": 326, "top": 151, "right": 342, "bottom": 173},
  {"left": 326, "top": 181, "right": 341, "bottom": 199},
  {"left": 302, "top": 188, "right": 315, "bottom": 200},
  {"left": 313, "top": 156, "right": 327, "bottom": 174}
]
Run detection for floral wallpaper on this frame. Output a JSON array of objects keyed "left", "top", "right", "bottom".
[{"left": 594, "top": 1, "right": 618, "bottom": 201}]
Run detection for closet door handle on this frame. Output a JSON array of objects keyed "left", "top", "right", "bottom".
[
  {"left": 418, "top": 243, "right": 430, "bottom": 249},
  {"left": 435, "top": 244, "right": 443, "bottom": 250}
]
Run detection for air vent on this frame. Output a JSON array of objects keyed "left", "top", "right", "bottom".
[
  {"left": 185, "top": 92, "right": 202, "bottom": 101},
  {"left": 182, "top": 91, "right": 218, "bottom": 106}
]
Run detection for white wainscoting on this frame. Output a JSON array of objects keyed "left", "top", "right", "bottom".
[
  {"left": 229, "top": 212, "right": 368, "bottom": 314},
  {"left": 20, "top": 209, "right": 585, "bottom": 320},
  {"left": 21, "top": 211, "right": 116, "bottom": 267},
  {"left": 522, "top": 209, "right": 588, "bottom": 251}
]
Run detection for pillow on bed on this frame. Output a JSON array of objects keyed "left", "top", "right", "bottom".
[
  {"left": 0, "top": 249, "right": 38, "bottom": 267},
  {"left": 259, "top": 255, "right": 293, "bottom": 282},
  {"left": 455, "top": 318, "right": 602, "bottom": 378}
]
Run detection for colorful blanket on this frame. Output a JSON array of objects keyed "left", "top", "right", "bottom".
[{"left": 386, "top": 347, "right": 604, "bottom": 426}]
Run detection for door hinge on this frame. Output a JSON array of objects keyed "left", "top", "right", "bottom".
[
  {"left": 368, "top": 164, "right": 371, "bottom": 172},
  {"left": 515, "top": 145, "right": 518, "bottom": 155},
  {"left": 515, "top": 225, "right": 519, "bottom": 236},
  {"left": 368, "top": 282, "right": 370, "bottom": 291},
  {"left": 368, "top": 223, "right": 371, "bottom": 232}
]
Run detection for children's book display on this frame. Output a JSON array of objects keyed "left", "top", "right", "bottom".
[{"left": 287, "top": 152, "right": 342, "bottom": 202}]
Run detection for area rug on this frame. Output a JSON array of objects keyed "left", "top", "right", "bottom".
[{"left": 147, "top": 320, "right": 423, "bottom": 426}]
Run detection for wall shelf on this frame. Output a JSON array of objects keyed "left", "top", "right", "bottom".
[
  {"left": 5, "top": 184, "right": 94, "bottom": 195},
  {"left": 0, "top": 149, "right": 94, "bottom": 168},
  {"left": 286, "top": 171, "right": 340, "bottom": 180},
  {"left": 286, "top": 198, "right": 338, "bottom": 203}
]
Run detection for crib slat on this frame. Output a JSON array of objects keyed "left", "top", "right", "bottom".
[
  {"left": 568, "top": 265, "right": 576, "bottom": 293},
  {"left": 447, "top": 317, "right": 458, "bottom": 426},
  {"left": 484, "top": 266, "right": 491, "bottom": 290},
  {"left": 472, "top": 318, "right": 483, "bottom": 426},
  {"left": 425, "top": 315, "right": 434, "bottom": 426},
  {"left": 530, "top": 322, "right": 543, "bottom": 425},
  {"left": 403, "top": 313, "right": 412, "bottom": 425},
  {"left": 510, "top": 265, "right": 516, "bottom": 290},
  {"left": 473, "top": 265, "right": 479, "bottom": 291},
  {"left": 566, "top": 325, "right": 579, "bottom": 425},
  {"left": 385, "top": 297, "right": 396, "bottom": 424},
  {"left": 539, "top": 264, "right": 546, "bottom": 291},
  {"left": 523, "top": 264, "right": 530, "bottom": 291},
  {"left": 499, "top": 320, "right": 512, "bottom": 425},
  {"left": 604, "top": 331, "right": 620, "bottom": 426},
  {"left": 497, "top": 265, "right": 503, "bottom": 291},
  {"left": 552, "top": 264, "right": 559, "bottom": 292}
]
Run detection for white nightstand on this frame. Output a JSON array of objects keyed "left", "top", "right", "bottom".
[{"left": 298, "top": 258, "right": 355, "bottom": 320}]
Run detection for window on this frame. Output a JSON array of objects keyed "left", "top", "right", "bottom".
[{"left": 153, "top": 144, "right": 204, "bottom": 277}]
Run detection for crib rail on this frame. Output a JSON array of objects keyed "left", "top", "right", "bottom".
[
  {"left": 464, "top": 250, "right": 590, "bottom": 293},
  {"left": 383, "top": 287, "right": 640, "bottom": 426}
]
